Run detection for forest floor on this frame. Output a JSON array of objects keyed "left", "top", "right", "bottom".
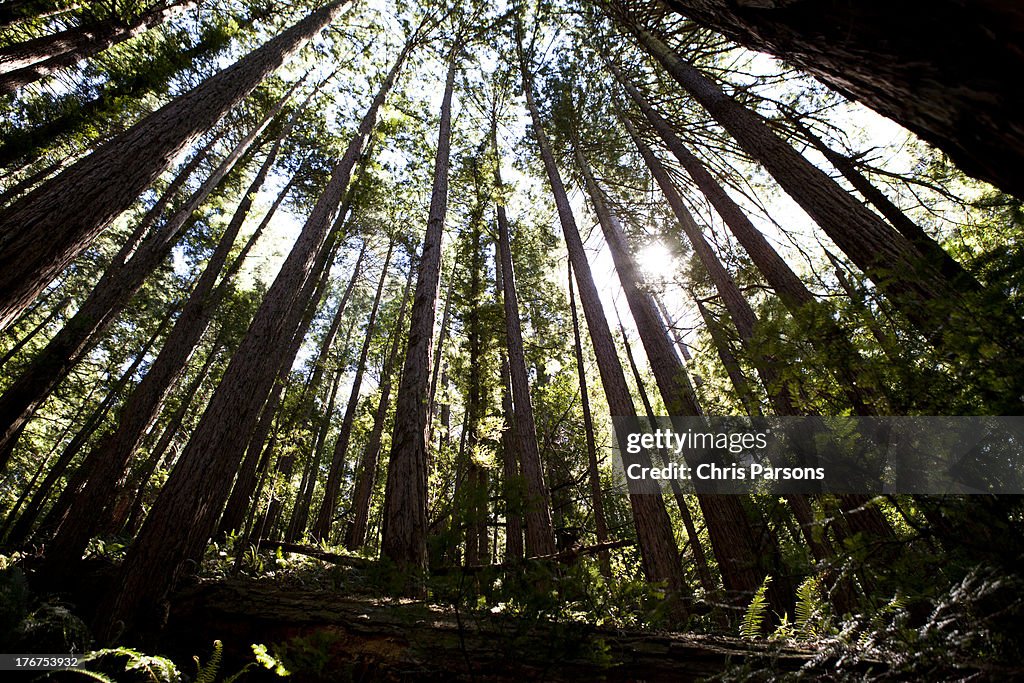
[
  {"left": 166, "top": 576, "right": 835, "bottom": 682},
  {"left": 12, "top": 546, "right": 1017, "bottom": 682}
]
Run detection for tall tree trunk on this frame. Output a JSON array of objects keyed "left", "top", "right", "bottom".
[
  {"left": 312, "top": 239, "right": 394, "bottom": 542},
  {"left": 516, "top": 25, "right": 688, "bottom": 607},
  {"left": 0, "top": 91, "right": 283, "bottom": 470},
  {"left": 650, "top": 0, "right": 1024, "bottom": 198},
  {"left": 0, "top": 1, "right": 196, "bottom": 93},
  {"left": 345, "top": 266, "right": 414, "bottom": 551},
  {"left": 2, "top": 328, "right": 159, "bottom": 546},
  {"left": 0, "top": 296, "right": 70, "bottom": 368},
  {"left": 94, "top": 41, "right": 409, "bottom": 640},
  {"left": 380, "top": 51, "right": 457, "bottom": 579},
  {"left": 0, "top": 18, "right": 240, "bottom": 170},
  {"left": 616, "top": 309, "right": 716, "bottom": 594},
  {"left": 567, "top": 264, "right": 609, "bottom": 577},
  {"left": 114, "top": 336, "right": 224, "bottom": 537},
  {"left": 286, "top": 268, "right": 366, "bottom": 541},
  {"left": 493, "top": 131, "right": 556, "bottom": 558},
  {"left": 695, "top": 299, "right": 763, "bottom": 416},
  {"left": 785, "top": 113, "right": 978, "bottom": 292},
  {"left": 0, "top": 0, "right": 349, "bottom": 332}
]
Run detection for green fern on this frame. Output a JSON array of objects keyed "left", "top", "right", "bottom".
[
  {"left": 795, "top": 576, "right": 822, "bottom": 635},
  {"left": 77, "top": 646, "right": 181, "bottom": 682},
  {"left": 194, "top": 640, "right": 223, "bottom": 683},
  {"left": 740, "top": 575, "right": 772, "bottom": 639}
]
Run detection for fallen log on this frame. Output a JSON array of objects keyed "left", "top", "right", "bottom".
[
  {"left": 253, "top": 540, "right": 373, "bottom": 568},
  {"left": 165, "top": 577, "right": 872, "bottom": 682}
]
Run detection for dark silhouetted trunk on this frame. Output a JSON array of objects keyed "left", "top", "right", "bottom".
[
  {"left": 0, "top": 1, "right": 195, "bottom": 93},
  {"left": 494, "top": 134, "right": 555, "bottom": 558},
  {"left": 517, "top": 27, "right": 688, "bottom": 607},
  {"left": 41, "top": 92, "right": 303, "bottom": 570},
  {"left": 567, "top": 264, "right": 609, "bottom": 577},
  {"left": 615, "top": 23, "right": 964, "bottom": 341},
  {"left": 0, "top": 94, "right": 280, "bottom": 470}
]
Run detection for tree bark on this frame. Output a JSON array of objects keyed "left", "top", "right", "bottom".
[
  {"left": 41, "top": 91, "right": 303, "bottom": 572},
  {"left": 613, "top": 22, "right": 964, "bottom": 341},
  {"left": 381, "top": 51, "right": 457, "bottom": 580},
  {"left": 0, "top": 92, "right": 280, "bottom": 470},
  {"left": 567, "top": 264, "right": 609, "bottom": 577},
  {"left": 0, "top": 0, "right": 349, "bottom": 332},
  {"left": 2, "top": 322, "right": 163, "bottom": 546},
  {"left": 494, "top": 134, "right": 556, "bottom": 558}
]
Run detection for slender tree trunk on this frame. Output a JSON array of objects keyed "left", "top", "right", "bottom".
[
  {"left": 287, "top": 350, "right": 344, "bottom": 542},
  {"left": 115, "top": 338, "right": 224, "bottom": 536},
  {"left": 427, "top": 261, "right": 456, "bottom": 431},
  {"left": 381, "top": 51, "right": 457, "bottom": 579},
  {"left": 0, "top": 159, "right": 63, "bottom": 209},
  {"left": 218, "top": 238, "right": 366, "bottom": 538},
  {"left": 494, "top": 133, "right": 556, "bottom": 558},
  {"left": 0, "top": 1, "right": 196, "bottom": 93},
  {"left": 0, "top": 296, "right": 70, "bottom": 368},
  {"left": 517, "top": 27, "right": 688, "bottom": 607},
  {"left": 0, "top": 0, "right": 349, "bottom": 332},
  {"left": 616, "top": 309, "right": 716, "bottom": 594},
  {"left": 695, "top": 299, "right": 763, "bottom": 416},
  {"left": 286, "top": 276, "right": 365, "bottom": 541},
  {"left": 94, "top": 40, "right": 410, "bottom": 640},
  {"left": 567, "top": 264, "right": 609, "bottom": 577},
  {"left": 6, "top": 310, "right": 171, "bottom": 546},
  {"left": 312, "top": 239, "right": 394, "bottom": 542},
  {"left": 345, "top": 266, "right": 414, "bottom": 551},
  {"left": 572, "top": 138, "right": 788, "bottom": 611}
]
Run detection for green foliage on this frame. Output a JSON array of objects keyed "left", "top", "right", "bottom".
[
  {"left": 740, "top": 575, "right": 772, "bottom": 639},
  {"left": 74, "top": 640, "right": 290, "bottom": 683},
  {"left": 76, "top": 646, "right": 182, "bottom": 683},
  {"left": 194, "top": 640, "right": 222, "bottom": 683}
]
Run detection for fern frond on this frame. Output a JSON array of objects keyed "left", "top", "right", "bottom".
[{"left": 740, "top": 575, "right": 772, "bottom": 639}]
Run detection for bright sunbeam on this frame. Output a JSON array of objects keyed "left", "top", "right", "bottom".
[{"left": 635, "top": 240, "right": 677, "bottom": 282}]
